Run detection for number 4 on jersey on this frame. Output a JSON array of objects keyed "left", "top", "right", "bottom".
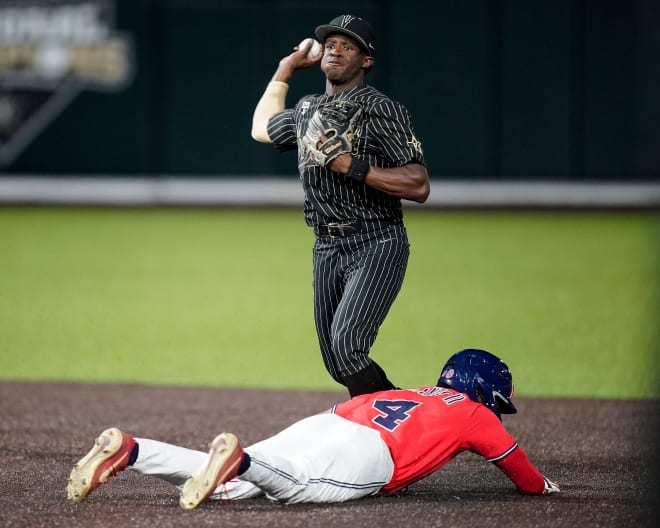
[{"left": 372, "top": 400, "right": 421, "bottom": 431}]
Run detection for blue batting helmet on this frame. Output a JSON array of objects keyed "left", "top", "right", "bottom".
[{"left": 437, "top": 349, "right": 517, "bottom": 420}]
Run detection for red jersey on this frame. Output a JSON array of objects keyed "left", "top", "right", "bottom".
[{"left": 333, "top": 386, "right": 545, "bottom": 494}]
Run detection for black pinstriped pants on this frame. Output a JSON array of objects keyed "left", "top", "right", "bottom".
[{"left": 312, "top": 224, "right": 410, "bottom": 385}]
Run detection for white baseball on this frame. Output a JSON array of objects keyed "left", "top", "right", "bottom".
[{"left": 298, "top": 38, "right": 322, "bottom": 59}]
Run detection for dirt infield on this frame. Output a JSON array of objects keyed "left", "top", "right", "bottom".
[{"left": 0, "top": 382, "right": 657, "bottom": 528}]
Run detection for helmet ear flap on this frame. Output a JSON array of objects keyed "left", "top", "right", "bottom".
[
  {"left": 474, "top": 386, "right": 485, "bottom": 405},
  {"left": 474, "top": 382, "right": 502, "bottom": 419}
]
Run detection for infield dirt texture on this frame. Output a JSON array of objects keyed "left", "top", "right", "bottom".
[{"left": 0, "top": 382, "right": 657, "bottom": 528}]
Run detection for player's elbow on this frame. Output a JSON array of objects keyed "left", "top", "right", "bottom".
[
  {"left": 251, "top": 123, "right": 272, "bottom": 143},
  {"left": 414, "top": 179, "right": 430, "bottom": 203},
  {"left": 408, "top": 166, "right": 430, "bottom": 203}
]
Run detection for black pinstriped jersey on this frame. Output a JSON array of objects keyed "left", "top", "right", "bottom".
[{"left": 267, "top": 84, "right": 426, "bottom": 227}]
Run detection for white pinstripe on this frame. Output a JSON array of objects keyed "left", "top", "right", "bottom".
[
  {"left": 267, "top": 84, "right": 424, "bottom": 385},
  {"left": 313, "top": 224, "right": 410, "bottom": 379},
  {"left": 268, "top": 85, "right": 425, "bottom": 227}
]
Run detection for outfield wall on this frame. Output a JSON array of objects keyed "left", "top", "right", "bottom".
[{"left": 1, "top": 177, "right": 658, "bottom": 208}]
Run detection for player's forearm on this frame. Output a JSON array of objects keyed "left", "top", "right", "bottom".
[
  {"left": 494, "top": 447, "right": 546, "bottom": 494},
  {"left": 271, "top": 40, "right": 320, "bottom": 83},
  {"left": 329, "top": 156, "right": 429, "bottom": 202},
  {"left": 271, "top": 62, "right": 296, "bottom": 83},
  {"left": 364, "top": 163, "right": 430, "bottom": 203}
]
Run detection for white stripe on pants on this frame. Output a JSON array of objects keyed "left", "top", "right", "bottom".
[
  {"left": 241, "top": 413, "right": 394, "bottom": 503},
  {"left": 131, "top": 413, "right": 393, "bottom": 504}
]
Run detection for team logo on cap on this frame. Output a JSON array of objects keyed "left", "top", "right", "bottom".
[{"left": 340, "top": 15, "right": 356, "bottom": 28}]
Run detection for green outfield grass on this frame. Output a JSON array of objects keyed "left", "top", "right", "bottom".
[{"left": 1, "top": 207, "right": 658, "bottom": 399}]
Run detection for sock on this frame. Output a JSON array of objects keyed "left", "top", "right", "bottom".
[
  {"left": 372, "top": 360, "right": 398, "bottom": 390},
  {"left": 344, "top": 362, "right": 395, "bottom": 397},
  {"left": 128, "top": 442, "right": 139, "bottom": 466},
  {"left": 237, "top": 452, "right": 251, "bottom": 475}
]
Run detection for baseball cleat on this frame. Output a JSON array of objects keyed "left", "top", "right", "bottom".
[
  {"left": 179, "top": 432, "right": 244, "bottom": 510},
  {"left": 66, "top": 427, "right": 135, "bottom": 503}
]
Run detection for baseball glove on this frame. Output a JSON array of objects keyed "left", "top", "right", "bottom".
[{"left": 302, "top": 100, "right": 362, "bottom": 166}]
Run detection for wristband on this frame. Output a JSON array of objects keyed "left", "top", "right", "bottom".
[{"left": 346, "top": 158, "right": 370, "bottom": 182}]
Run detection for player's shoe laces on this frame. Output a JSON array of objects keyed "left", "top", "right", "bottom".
[
  {"left": 66, "top": 427, "right": 135, "bottom": 503},
  {"left": 179, "top": 432, "right": 244, "bottom": 510}
]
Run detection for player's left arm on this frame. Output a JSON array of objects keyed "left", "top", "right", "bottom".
[
  {"left": 492, "top": 445, "right": 560, "bottom": 495},
  {"left": 362, "top": 162, "right": 430, "bottom": 203},
  {"left": 327, "top": 99, "right": 430, "bottom": 203},
  {"left": 467, "top": 406, "right": 560, "bottom": 495},
  {"left": 328, "top": 155, "right": 429, "bottom": 203}
]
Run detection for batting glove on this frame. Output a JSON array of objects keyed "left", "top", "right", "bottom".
[{"left": 543, "top": 476, "right": 560, "bottom": 494}]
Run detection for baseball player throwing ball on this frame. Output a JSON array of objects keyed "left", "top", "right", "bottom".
[
  {"left": 67, "top": 349, "right": 560, "bottom": 508},
  {"left": 251, "top": 14, "right": 431, "bottom": 397}
]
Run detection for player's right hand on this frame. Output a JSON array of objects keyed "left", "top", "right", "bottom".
[
  {"left": 280, "top": 39, "right": 323, "bottom": 70},
  {"left": 542, "top": 476, "right": 560, "bottom": 494}
]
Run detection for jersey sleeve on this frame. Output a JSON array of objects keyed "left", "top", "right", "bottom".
[
  {"left": 368, "top": 99, "right": 425, "bottom": 167},
  {"left": 494, "top": 446, "right": 546, "bottom": 494},
  {"left": 267, "top": 108, "right": 297, "bottom": 147},
  {"left": 465, "top": 405, "right": 545, "bottom": 494}
]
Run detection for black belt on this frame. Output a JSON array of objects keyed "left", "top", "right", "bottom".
[
  {"left": 314, "top": 222, "right": 363, "bottom": 238},
  {"left": 314, "top": 220, "right": 399, "bottom": 238}
]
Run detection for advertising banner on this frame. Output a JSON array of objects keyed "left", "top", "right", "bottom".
[{"left": 0, "top": 0, "right": 134, "bottom": 167}]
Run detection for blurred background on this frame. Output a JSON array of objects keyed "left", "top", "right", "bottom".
[{"left": 0, "top": 0, "right": 658, "bottom": 199}]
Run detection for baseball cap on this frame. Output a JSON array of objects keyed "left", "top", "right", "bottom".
[{"left": 315, "top": 14, "right": 376, "bottom": 57}]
